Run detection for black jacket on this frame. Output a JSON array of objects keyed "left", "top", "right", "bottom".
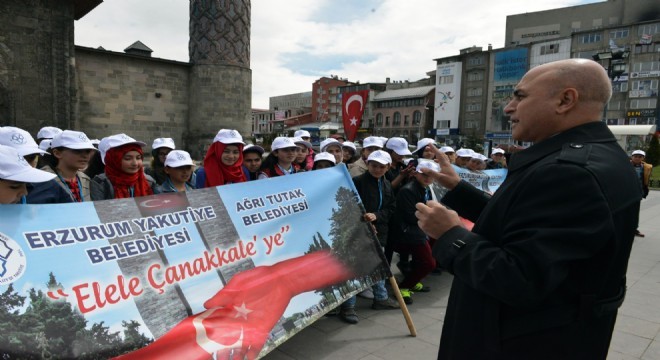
[
  {"left": 435, "top": 121, "right": 642, "bottom": 359},
  {"left": 390, "top": 179, "right": 430, "bottom": 246},
  {"left": 352, "top": 172, "right": 395, "bottom": 246}
]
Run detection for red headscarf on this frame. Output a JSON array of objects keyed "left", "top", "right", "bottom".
[
  {"left": 203, "top": 142, "right": 246, "bottom": 187},
  {"left": 104, "top": 144, "right": 153, "bottom": 199}
]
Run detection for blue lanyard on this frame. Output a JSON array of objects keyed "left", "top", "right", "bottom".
[
  {"left": 425, "top": 187, "right": 432, "bottom": 202},
  {"left": 377, "top": 177, "right": 383, "bottom": 211},
  {"left": 21, "top": 196, "right": 26, "bottom": 204},
  {"left": 57, "top": 172, "right": 84, "bottom": 202},
  {"left": 129, "top": 186, "right": 134, "bottom": 198}
]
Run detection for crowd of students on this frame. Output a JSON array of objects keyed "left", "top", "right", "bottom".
[{"left": 0, "top": 124, "right": 508, "bottom": 325}]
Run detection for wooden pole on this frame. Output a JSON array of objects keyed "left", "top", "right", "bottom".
[{"left": 388, "top": 276, "right": 417, "bottom": 337}]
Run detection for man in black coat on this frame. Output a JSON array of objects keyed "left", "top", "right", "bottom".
[{"left": 415, "top": 59, "right": 642, "bottom": 359}]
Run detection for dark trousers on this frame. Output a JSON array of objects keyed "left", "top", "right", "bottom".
[{"left": 395, "top": 240, "right": 436, "bottom": 289}]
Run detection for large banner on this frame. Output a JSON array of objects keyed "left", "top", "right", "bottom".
[
  {"left": 454, "top": 166, "right": 508, "bottom": 194},
  {"left": 0, "top": 166, "right": 388, "bottom": 359}
]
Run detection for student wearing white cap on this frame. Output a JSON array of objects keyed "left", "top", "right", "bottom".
[
  {"left": 258, "top": 137, "right": 300, "bottom": 179},
  {"left": 413, "top": 138, "right": 438, "bottom": 160},
  {"left": 311, "top": 152, "right": 336, "bottom": 170},
  {"left": 293, "top": 137, "right": 313, "bottom": 171},
  {"left": 349, "top": 136, "right": 384, "bottom": 178},
  {"left": 293, "top": 130, "right": 315, "bottom": 170},
  {"left": 454, "top": 148, "right": 474, "bottom": 168},
  {"left": 467, "top": 153, "right": 488, "bottom": 172},
  {"left": 390, "top": 159, "right": 440, "bottom": 305},
  {"left": 0, "top": 127, "right": 73, "bottom": 204},
  {"left": 0, "top": 145, "right": 57, "bottom": 204},
  {"left": 342, "top": 141, "right": 358, "bottom": 165},
  {"left": 161, "top": 150, "right": 196, "bottom": 193},
  {"left": 242, "top": 144, "right": 265, "bottom": 181},
  {"left": 631, "top": 149, "right": 652, "bottom": 237},
  {"left": 42, "top": 130, "right": 97, "bottom": 202},
  {"left": 320, "top": 138, "right": 343, "bottom": 165},
  {"left": 384, "top": 137, "right": 413, "bottom": 190},
  {"left": 91, "top": 134, "right": 160, "bottom": 200},
  {"left": 196, "top": 129, "right": 247, "bottom": 188},
  {"left": 36, "top": 126, "right": 63, "bottom": 141},
  {"left": 146, "top": 137, "right": 176, "bottom": 185},
  {"left": 486, "top": 148, "right": 507, "bottom": 169},
  {"left": 440, "top": 146, "right": 457, "bottom": 164},
  {"left": 351, "top": 149, "right": 400, "bottom": 314}
]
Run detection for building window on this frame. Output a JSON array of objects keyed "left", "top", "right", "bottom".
[
  {"left": 467, "top": 71, "right": 484, "bottom": 81},
  {"left": 467, "top": 87, "right": 482, "bottom": 97},
  {"left": 592, "top": 18, "right": 602, "bottom": 28},
  {"left": 638, "top": 22, "right": 660, "bottom": 36},
  {"left": 630, "top": 98, "right": 657, "bottom": 109},
  {"left": 612, "top": 82, "right": 628, "bottom": 92},
  {"left": 576, "top": 50, "right": 598, "bottom": 59},
  {"left": 571, "top": 21, "right": 581, "bottom": 33},
  {"left": 393, "top": 112, "right": 401, "bottom": 126},
  {"left": 466, "top": 103, "right": 481, "bottom": 112},
  {"left": 464, "top": 120, "right": 479, "bottom": 129},
  {"left": 404, "top": 115, "right": 409, "bottom": 125},
  {"left": 634, "top": 43, "right": 660, "bottom": 54},
  {"left": 633, "top": 61, "right": 660, "bottom": 72},
  {"left": 439, "top": 75, "right": 454, "bottom": 84},
  {"left": 609, "top": 28, "right": 629, "bottom": 39},
  {"left": 467, "top": 56, "right": 483, "bottom": 66},
  {"left": 580, "top": 32, "right": 602, "bottom": 44},
  {"left": 376, "top": 113, "right": 383, "bottom": 126},
  {"left": 631, "top": 80, "right": 658, "bottom": 91},
  {"left": 436, "top": 120, "right": 450, "bottom": 129},
  {"left": 413, "top": 111, "right": 422, "bottom": 125},
  {"left": 608, "top": 100, "right": 622, "bottom": 110},
  {"left": 385, "top": 116, "right": 390, "bottom": 126},
  {"left": 540, "top": 43, "right": 560, "bottom": 55}
]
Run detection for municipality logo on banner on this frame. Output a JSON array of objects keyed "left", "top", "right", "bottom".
[{"left": 0, "top": 165, "right": 392, "bottom": 359}]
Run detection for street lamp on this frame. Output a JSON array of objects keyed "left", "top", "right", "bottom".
[{"left": 593, "top": 48, "right": 630, "bottom": 121}]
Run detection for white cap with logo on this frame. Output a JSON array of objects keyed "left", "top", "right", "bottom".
[
  {"left": 165, "top": 150, "right": 194, "bottom": 168},
  {"left": 367, "top": 150, "right": 392, "bottom": 165},
  {"left": 456, "top": 148, "right": 475, "bottom": 158},
  {"left": 98, "top": 134, "right": 147, "bottom": 164},
  {"left": 416, "top": 159, "right": 440, "bottom": 173},
  {"left": 0, "top": 127, "right": 48, "bottom": 156},
  {"left": 362, "top": 136, "right": 384, "bottom": 149},
  {"left": 293, "top": 137, "right": 312, "bottom": 149},
  {"left": 632, "top": 150, "right": 646, "bottom": 156},
  {"left": 0, "top": 145, "right": 56, "bottom": 183},
  {"left": 51, "top": 130, "right": 97, "bottom": 150},
  {"left": 414, "top": 138, "right": 436, "bottom": 153},
  {"left": 440, "top": 146, "right": 455, "bottom": 153},
  {"left": 213, "top": 129, "right": 245, "bottom": 145},
  {"left": 271, "top": 137, "right": 297, "bottom": 151},
  {"left": 37, "top": 126, "right": 63, "bottom": 140},
  {"left": 385, "top": 137, "right": 412, "bottom": 156},
  {"left": 152, "top": 138, "right": 176, "bottom": 150},
  {"left": 314, "top": 152, "right": 337, "bottom": 164},
  {"left": 320, "top": 138, "right": 341, "bottom": 152},
  {"left": 294, "top": 130, "right": 311, "bottom": 138},
  {"left": 491, "top": 148, "right": 505, "bottom": 155}
]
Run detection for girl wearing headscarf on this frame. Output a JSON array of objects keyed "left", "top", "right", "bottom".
[
  {"left": 195, "top": 129, "right": 247, "bottom": 188},
  {"left": 91, "top": 134, "right": 160, "bottom": 200}
]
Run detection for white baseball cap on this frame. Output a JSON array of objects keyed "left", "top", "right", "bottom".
[
  {"left": 342, "top": 141, "right": 357, "bottom": 152},
  {"left": 37, "top": 126, "right": 63, "bottom": 140},
  {"left": 385, "top": 137, "right": 412, "bottom": 156},
  {"left": 0, "top": 127, "right": 48, "bottom": 156},
  {"left": 471, "top": 154, "right": 488, "bottom": 162},
  {"left": 416, "top": 159, "right": 440, "bottom": 173},
  {"left": 51, "top": 130, "right": 97, "bottom": 150},
  {"left": 293, "top": 137, "right": 312, "bottom": 149},
  {"left": 0, "top": 145, "right": 56, "bottom": 183},
  {"left": 320, "top": 138, "right": 341, "bottom": 152},
  {"left": 456, "top": 148, "right": 474, "bottom": 158},
  {"left": 98, "top": 134, "right": 147, "bottom": 164},
  {"left": 152, "top": 137, "right": 176, "bottom": 150},
  {"left": 314, "top": 152, "right": 336, "bottom": 164},
  {"left": 377, "top": 137, "right": 389, "bottom": 144},
  {"left": 491, "top": 148, "right": 505, "bottom": 155},
  {"left": 39, "top": 139, "right": 52, "bottom": 152},
  {"left": 294, "top": 130, "right": 311, "bottom": 138},
  {"left": 165, "top": 150, "right": 194, "bottom": 168},
  {"left": 367, "top": 150, "right": 392, "bottom": 165},
  {"left": 440, "top": 146, "right": 455, "bottom": 153},
  {"left": 632, "top": 150, "right": 646, "bottom": 156},
  {"left": 414, "top": 138, "right": 436, "bottom": 154},
  {"left": 213, "top": 129, "right": 245, "bottom": 145},
  {"left": 362, "top": 136, "right": 384, "bottom": 149},
  {"left": 271, "top": 137, "right": 297, "bottom": 151},
  {"left": 243, "top": 144, "right": 265, "bottom": 155}
]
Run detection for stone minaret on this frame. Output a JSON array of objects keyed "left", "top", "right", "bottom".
[{"left": 188, "top": 0, "right": 252, "bottom": 158}]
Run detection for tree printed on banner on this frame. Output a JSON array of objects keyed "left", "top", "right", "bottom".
[{"left": 0, "top": 273, "right": 151, "bottom": 359}]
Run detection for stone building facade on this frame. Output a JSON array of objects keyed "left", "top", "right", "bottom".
[{"left": 0, "top": 0, "right": 252, "bottom": 160}]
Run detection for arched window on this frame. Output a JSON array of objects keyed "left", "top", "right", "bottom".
[
  {"left": 393, "top": 112, "right": 401, "bottom": 126},
  {"left": 413, "top": 111, "right": 422, "bottom": 125},
  {"left": 376, "top": 113, "right": 383, "bottom": 126}
]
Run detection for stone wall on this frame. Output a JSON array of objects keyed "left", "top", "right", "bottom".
[
  {"left": 75, "top": 47, "right": 191, "bottom": 149},
  {"left": 0, "top": 0, "right": 76, "bottom": 133}
]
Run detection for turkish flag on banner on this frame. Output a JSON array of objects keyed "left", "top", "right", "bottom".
[{"left": 342, "top": 90, "right": 369, "bottom": 142}]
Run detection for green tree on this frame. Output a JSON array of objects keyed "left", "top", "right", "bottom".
[{"left": 645, "top": 134, "right": 660, "bottom": 166}]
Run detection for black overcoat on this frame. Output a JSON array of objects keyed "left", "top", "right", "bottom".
[{"left": 435, "top": 122, "right": 642, "bottom": 359}]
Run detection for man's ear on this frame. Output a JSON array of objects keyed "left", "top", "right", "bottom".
[{"left": 556, "top": 87, "right": 578, "bottom": 114}]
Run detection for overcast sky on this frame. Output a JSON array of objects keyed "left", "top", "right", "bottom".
[{"left": 75, "top": 0, "right": 600, "bottom": 109}]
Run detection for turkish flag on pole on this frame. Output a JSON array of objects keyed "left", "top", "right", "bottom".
[{"left": 342, "top": 90, "right": 369, "bottom": 142}]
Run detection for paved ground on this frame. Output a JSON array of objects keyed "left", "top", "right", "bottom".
[{"left": 263, "top": 191, "right": 660, "bottom": 360}]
